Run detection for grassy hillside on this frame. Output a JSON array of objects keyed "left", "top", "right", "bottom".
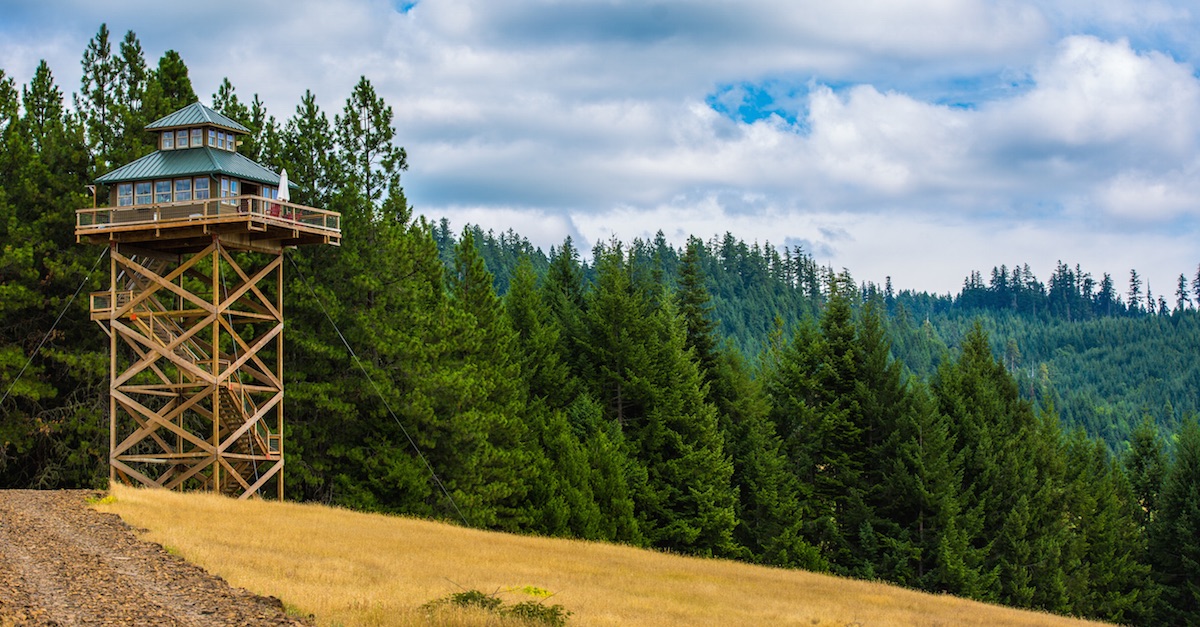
[{"left": 97, "top": 485, "right": 1109, "bottom": 627}]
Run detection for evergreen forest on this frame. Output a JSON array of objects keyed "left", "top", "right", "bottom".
[{"left": 3, "top": 26, "right": 1200, "bottom": 625}]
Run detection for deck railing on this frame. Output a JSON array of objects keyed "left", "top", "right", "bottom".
[{"left": 76, "top": 195, "right": 341, "bottom": 235}]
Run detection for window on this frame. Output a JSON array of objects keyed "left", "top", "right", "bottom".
[
  {"left": 162, "top": 132, "right": 174, "bottom": 150},
  {"left": 176, "top": 130, "right": 188, "bottom": 148},
  {"left": 209, "top": 129, "right": 216, "bottom": 147},
  {"left": 174, "top": 179, "right": 191, "bottom": 202},
  {"left": 117, "top": 183, "right": 133, "bottom": 207},
  {"left": 217, "top": 132, "right": 226, "bottom": 150},
  {"left": 230, "top": 179, "right": 239, "bottom": 196},
  {"left": 155, "top": 181, "right": 172, "bottom": 203},
  {"left": 191, "top": 128, "right": 202, "bottom": 147},
  {"left": 194, "top": 177, "right": 210, "bottom": 200},
  {"left": 135, "top": 182, "right": 151, "bottom": 205}
]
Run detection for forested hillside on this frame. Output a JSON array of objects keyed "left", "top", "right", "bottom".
[
  {"left": 3, "top": 26, "right": 1200, "bottom": 625},
  {"left": 446, "top": 224, "right": 1198, "bottom": 450}
]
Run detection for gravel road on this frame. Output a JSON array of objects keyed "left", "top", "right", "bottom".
[{"left": 0, "top": 490, "right": 309, "bottom": 626}]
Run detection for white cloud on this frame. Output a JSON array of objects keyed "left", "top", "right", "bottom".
[
  {"left": 806, "top": 85, "right": 972, "bottom": 195},
  {"left": 987, "top": 36, "right": 1200, "bottom": 155},
  {"left": 1, "top": 0, "right": 1198, "bottom": 293},
  {"left": 1096, "top": 167, "right": 1200, "bottom": 221}
]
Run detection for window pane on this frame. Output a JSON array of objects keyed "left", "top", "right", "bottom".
[
  {"left": 117, "top": 183, "right": 133, "bottom": 207},
  {"left": 191, "top": 129, "right": 202, "bottom": 147},
  {"left": 174, "top": 179, "right": 191, "bottom": 202},
  {"left": 176, "top": 130, "right": 188, "bottom": 148},
  {"left": 194, "top": 178, "right": 210, "bottom": 200},
  {"left": 162, "top": 132, "right": 174, "bottom": 150},
  {"left": 230, "top": 180, "right": 239, "bottom": 195},
  {"left": 155, "top": 181, "right": 172, "bottom": 203},
  {"left": 136, "top": 182, "right": 152, "bottom": 205},
  {"left": 209, "top": 129, "right": 216, "bottom": 147},
  {"left": 217, "top": 132, "right": 225, "bottom": 150}
]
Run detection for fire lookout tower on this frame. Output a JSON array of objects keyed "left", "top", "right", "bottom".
[{"left": 76, "top": 102, "right": 341, "bottom": 499}]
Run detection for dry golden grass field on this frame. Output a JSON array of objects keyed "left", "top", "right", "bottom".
[{"left": 96, "top": 484, "right": 1110, "bottom": 627}]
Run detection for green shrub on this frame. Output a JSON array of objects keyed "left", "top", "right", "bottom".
[{"left": 422, "top": 588, "right": 571, "bottom": 625}]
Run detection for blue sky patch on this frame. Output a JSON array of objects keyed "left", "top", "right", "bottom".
[{"left": 706, "top": 81, "right": 805, "bottom": 127}]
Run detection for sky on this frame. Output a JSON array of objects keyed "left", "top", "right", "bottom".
[{"left": 2, "top": 0, "right": 1199, "bottom": 295}]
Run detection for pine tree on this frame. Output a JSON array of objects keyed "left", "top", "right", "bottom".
[
  {"left": 1062, "top": 430, "right": 1155, "bottom": 622},
  {"left": 766, "top": 276, "right": 872, "bottom": 574},
  {"left": 638, "top": 299, "right": 737, "bottom": 555},
  {"left": 1128, "top": 270, "right": 1143, "bottom": 315},
  {"left": 1148, "top": 417, "right": 1200, "bottom": 624},
  {"left": 504, "top": 257, "right": 601, "bottom": 538},
  {"left": 111, "top": 30, "right": 150, "bottom": 164},
  {"left": 879, "top": 384, "right": 967, "bottom": 591},
  {"left": 445, "top": 228, "right": 534, "bottom": 529},
  {"left": 716, "top": 348, "right": 822, "bottom": 569},
  {"left": 855, "top": 297, "right": 926, "bottom": 580},
  {"left": 142, "top": 50, "right": 196, "bottom": 123},
  {"left": 569, "top": 395, "right": 643, "bottom": 544},
  {"left": 930, "top": 324, "right": 1014, "bottom": 602},
  {"left": 1176, "top": 273, "right": 1191, "bottom": 312},
  {"left": 580, "top": 241, "right": 736, "bottom": 555},
  {"left": 1192, "top": 264, "right": 1200, "bottom": 310},
  {"left": 0, "top": 61, "right": 106, "bottom": 489},
  {"left": 75, "top": 24, "right": 121, "bottom": 175},
  {"left": 675, "top": 242, "right": 818, "bottom": 567},
  {"left": 335, "top": 76, "right": 407, "bottom": 209},
  {"left": 279, "top": 90, "right": 339, "bottom": 210},
  {"left": 677, "top": 236, "right": 718, "bottom": 378},
  {"left": 1124, "top": 414, "right": 1166, "bottom": 530}
]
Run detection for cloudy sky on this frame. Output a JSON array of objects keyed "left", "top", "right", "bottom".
[{"left": 2, "top": 0, "right": 1199, "bottom": 295}]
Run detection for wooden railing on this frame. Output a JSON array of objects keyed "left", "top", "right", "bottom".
[
  {"left": 76, "top": 195, "right": 341, "bottom": 235},
  {"left": 90, "top": 290, "right": 132, "bottom": 315}
]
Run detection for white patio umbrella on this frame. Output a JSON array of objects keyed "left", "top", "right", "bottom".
[{"left": 278, "top": 169, "right": 290, "bottom": 202}]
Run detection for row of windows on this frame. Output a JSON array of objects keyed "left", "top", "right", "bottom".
[
  {"left": 115, "top": 177, "right": 242, "bottom": 206},
  {"left": 160, "top": 128, "right": 238, "bottom": 151}
]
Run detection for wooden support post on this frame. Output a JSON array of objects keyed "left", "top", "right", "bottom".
[{"left": 104, "top": 237, "right": 286, "bottom": 498}]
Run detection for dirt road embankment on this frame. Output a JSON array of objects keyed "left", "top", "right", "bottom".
[{"left": 0, "top": 490, "right": 307, "bottom": 626}]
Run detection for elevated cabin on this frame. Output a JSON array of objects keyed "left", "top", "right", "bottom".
[
  {"left": 77, "top": 101, "right": 339, "bottom": 255},
  {"left": 77, "top": 102, "right": 340, "bottom": 499}
]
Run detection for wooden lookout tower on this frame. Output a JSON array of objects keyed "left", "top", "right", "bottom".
[{"left": 76, "top": 102, "right": 341, "bottom": 499}]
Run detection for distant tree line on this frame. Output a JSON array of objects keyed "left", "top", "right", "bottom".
[
  {"left": 956, "top": 261, "right": 1199, "bottom": 319},
  {"left": 3, "top": 26, "right": 1200, "bottom": 625}
]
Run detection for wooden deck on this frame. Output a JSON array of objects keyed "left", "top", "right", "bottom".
[{"left": 77, "top": 196, "right": 341, "bottom": 254}]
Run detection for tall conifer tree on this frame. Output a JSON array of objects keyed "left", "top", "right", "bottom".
[{"left": 1148, "top": 417, "right": 1200, "bottom": 623}]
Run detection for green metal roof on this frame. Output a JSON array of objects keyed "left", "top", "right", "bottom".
[
  {"left": 145, "top": 101, "right": 250, "bottom": 133},
  {"left": 95, "top": 147, "right": 290, "bottom": 188}
]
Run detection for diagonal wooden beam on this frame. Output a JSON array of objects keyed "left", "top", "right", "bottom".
[
  {"left": 115, "top": 327, "right": 178, "bottom": 386},
  {"left": 111, "top": 317, "right": 215, "bottom": 386},
  {"left": 115, "top": 402, "right": 176, "bottom": 455},
  {"left": 112, "top": 391, "right": 210, "bottom": 457},
  {"left": 112, "top": 389, "right": 214, "bottom": 453},
  {"left": 218, "top": 457, "right": 252, "bottom": 493},
  {"left": 219, "top": 248, "right": 282, "bottom": 319},
  {"left": 217, "top": 390, "right": 283, "bottom": 455},
  {"left": 112, "top": 246, "right": 216, "bottom": 317},
  {"left": 162, "top": 455, "right": 217, "bottom": 491},
  {"left": 217, "top": 322, "right": 283, "bottom": 387},
  {"left": 110, "top": 458, "right": 165, "bottom": 489},
  {"left": 238, "top": 460, "right": 283, "bottom": 500}
]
